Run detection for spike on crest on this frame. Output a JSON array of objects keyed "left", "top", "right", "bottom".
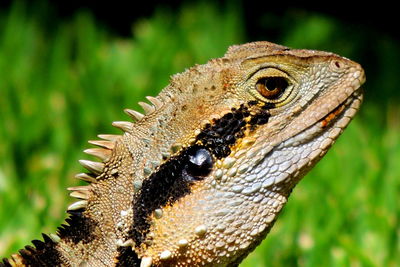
[
  {"left": 67, "top": 200, "right": 88, "bottom": 211},
  {"left": 88, "top": 140, "right": 115, "bottom": 150},
  {"left": 48, "top": 233, "right": 60, "bottom": 243},
  {"left": 112, "top": 121, "right": 134, "bottom": 132},
  {"left": 68, "top": 185, "right": 91, "bottom": 200},
  {"left": 69, "top": 191, "right": 89, "bottom": 200},
  {"left": 124, "top": 109, "right": 145, "bottom": 121},
  {"left": 79, "top": 160, "right": 104, "bottom": 175},
  {"left": 68, "top": 185, "right": 91, "bottom": 191},
  {"left": 139, "top": 102, "right": 155, "bottom": 114},
  {"left": 98, "top": 134, "right": 120, "bottom": 141},
  {"left": 146, "top": 96, "right": 163, "bottom": 109},
  {"left": 75, "top": 173, "right": 97, "bottom": 183},
  {"left": 84, "top": 148, "right": 111, "bottom": 161}
]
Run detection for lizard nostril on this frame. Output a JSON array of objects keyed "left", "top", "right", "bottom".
[{"left": 331, "top": 59, "right": 346, "bottom": 70}]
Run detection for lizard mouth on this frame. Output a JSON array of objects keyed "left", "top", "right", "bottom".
[
  {"left": 279, "top": 88, "right": 363, "bottom": 150},
  {"left": 319, "top": 88, "right": 363, "bottom": 130}
]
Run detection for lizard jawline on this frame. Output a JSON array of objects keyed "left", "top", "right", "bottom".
[{"left": 280, "top": 89, "right": 363, "bottom": 150}]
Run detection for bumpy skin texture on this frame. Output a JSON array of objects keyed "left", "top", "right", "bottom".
[{"left": 1, "top": 41, "right": 365, "bottom": 267}]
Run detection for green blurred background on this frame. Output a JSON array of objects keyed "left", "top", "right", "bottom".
[{"left": 0, "top": 1, "right": 399, "bottom": 266}]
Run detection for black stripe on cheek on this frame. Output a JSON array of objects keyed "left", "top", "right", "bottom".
[
  {"left": 130, "top": 145, "right": 213, "bottom": 246},
  {"left": 196, "top": 102, "right": 272, "bottom": 158},
  {"left": 129, "top": 101, "right": 273, "bottom": 247}
]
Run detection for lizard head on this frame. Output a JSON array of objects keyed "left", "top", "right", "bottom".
[
  {"left": 224, "top": 41, "right": 365, "bottom": 191},
  {"left": 123, "top": 41, "right": 365, "bottom": 266}
]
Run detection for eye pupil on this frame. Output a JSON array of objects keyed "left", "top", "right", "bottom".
[
  {"left": 256, "top": 77, "right": 288, "bottom": 100},
  {"left": 186, "top": 148, "right": 213, "bottom": 178}
]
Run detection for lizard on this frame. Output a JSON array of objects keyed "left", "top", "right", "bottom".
[{"left": 1, "top": 41, "right": 365, "bottom": 267}]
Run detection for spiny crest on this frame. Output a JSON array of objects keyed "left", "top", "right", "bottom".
[
  {"left": 77, "top": 95, "right": 164, "bottom": 176},
  {"left": 123, "top": 95, "right": 165, "bottom": 123},
  {"left": 27, "top": 154, "right": 100, "bottom": 264},
  {"left": 73, "top": 95, "right": 165, "bottom": 204},
  {"left": 58, "top": 94, "right": 166, "bottom": 260}
]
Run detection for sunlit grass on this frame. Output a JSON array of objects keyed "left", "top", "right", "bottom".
[{"left": 0, "top": 1, "right": 398, "bottom": 266}]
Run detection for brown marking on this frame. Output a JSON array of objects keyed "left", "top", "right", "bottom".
[{"left": 321, "top": 104, "right": 345, "bottom": 127}]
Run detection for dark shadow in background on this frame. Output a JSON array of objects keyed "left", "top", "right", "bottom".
[{"left": 1, "top": 0, "right": 399, "bottom": 107}]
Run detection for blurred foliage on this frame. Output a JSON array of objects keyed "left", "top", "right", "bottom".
[{"left": 0, "top": 1, "right": 399, "bottom": 266}]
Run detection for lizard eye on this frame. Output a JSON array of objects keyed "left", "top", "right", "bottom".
[
  {"left": 186, "top": 148, "right": 213, "bottom": 178},
  {"left": 256, "top": 77, "right": 288, "bottom": 100}
]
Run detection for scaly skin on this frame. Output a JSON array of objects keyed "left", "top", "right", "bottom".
[{"left": 1, "top": 41, "right": 365, "bottom": 267}]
